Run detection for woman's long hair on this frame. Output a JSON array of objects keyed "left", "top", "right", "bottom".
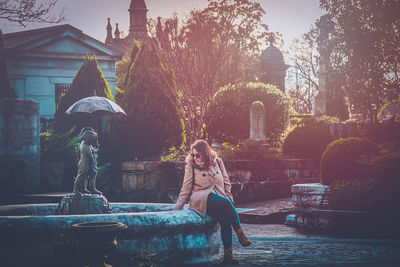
[{"left": 190, "top": 140, "right": 216, "bottom": 169}]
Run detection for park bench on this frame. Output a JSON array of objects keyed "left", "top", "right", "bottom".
[{"left": 296, "top": 187, "right": 375, "bottom": 230}]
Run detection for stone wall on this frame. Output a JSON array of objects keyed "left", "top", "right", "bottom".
[
  {"left": 0, "top": 99, "right": 40, "bottom": 194},
  {"left": 103, "top": 158, "right": 320, "bottom": 204}
]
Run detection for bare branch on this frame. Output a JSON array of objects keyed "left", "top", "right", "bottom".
[{"left": 0, "top": 0, "right": 66, "bottom": 26}]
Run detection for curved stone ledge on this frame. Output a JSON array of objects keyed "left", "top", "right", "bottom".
[{"left": 0, "top": 203, "right": 221, "bottom": 265}]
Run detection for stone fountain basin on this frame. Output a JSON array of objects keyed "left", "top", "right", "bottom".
[{"left": 0, "top": 203, "right": 221, "bottom": 265}]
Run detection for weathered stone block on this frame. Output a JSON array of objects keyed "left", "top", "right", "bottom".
[
  {"left": 291, "top": 183, "right": 329, "bottom": 208},
  {"left": 145, "top": 173, "right": 160, "bottom": 190},
  {"left": 143, "top": 161, "right": 159, "bottom": 170},
  {"left": 137, "top": 174, "right": 145, "bottom": 189},
  {"left": 122, "top": 174, "right": 136, "bottom": 191},
  {"left": 0, "top": 99, "right": 40, "bottom": 194},
  {"left": 120, "top": 162, "right": 145, "bottom": 171}
]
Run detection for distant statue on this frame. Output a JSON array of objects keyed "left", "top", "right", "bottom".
[
  {"left": 250, "top": 101, "right": 266, "bottom": 140},
  {"left": 73, "top": 128, "right": 102, "bottom": 195}
]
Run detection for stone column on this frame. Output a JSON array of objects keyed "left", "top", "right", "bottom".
[
  {"left": 250, "top": 101, "right": 266, "bottom": 140},
  {"left": 314, "top": 14, "right": 333, "bottom": 115},
  {"left": 0, "top": 99, "right": 40, "bottom": 194}
]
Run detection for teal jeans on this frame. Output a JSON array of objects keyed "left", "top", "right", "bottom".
[{"left": 206, "top": 192, "right": 241, "bottom": 248}]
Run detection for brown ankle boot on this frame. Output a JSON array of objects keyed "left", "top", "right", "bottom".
[
  {"left": 223, "top": 247, "right": 239, "bottom": 264},
  {"left": 236, "top": 228, "right": 251, "bottom": 247}
]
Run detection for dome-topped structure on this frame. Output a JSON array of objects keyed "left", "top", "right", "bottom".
[
  {"left": 261, "top": 44, "right": 285, "bottom": 63},
  {"left": 259, "top": 42, "right": 288, "bottom": 93}
]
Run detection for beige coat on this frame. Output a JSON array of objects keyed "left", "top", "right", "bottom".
[{"left": 174, "top": 155, "right": 234, "bottom": 218}]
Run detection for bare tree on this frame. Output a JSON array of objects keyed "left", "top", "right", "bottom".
[
  {"left": 0, "top": 0, "right": 65, "bottom": 26},
  {"left": 286, "top": 29, "right": 319, "bottom": 113},
  {"left": 150, "top": 0, "right": 269, "bottom": 144}
]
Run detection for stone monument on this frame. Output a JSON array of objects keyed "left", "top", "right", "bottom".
[
  {"left": 250, "top": 101, "right": 266, "bottom": 140},
  {"left": 260, "top": 35, "right": 289, "bottom": 93},
  {"left": 242, "top": 100, "right": 267, "bottom": 157},
  {"left": 314, "top": 15, "right": 332, "bottom": 115},
  {"left": 0, "top": 98, "right": 40, "bottom": 194}
]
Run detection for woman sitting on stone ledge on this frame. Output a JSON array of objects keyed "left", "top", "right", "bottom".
[{"left": 174, "top": 139, "right": 251, "bottom": 264}]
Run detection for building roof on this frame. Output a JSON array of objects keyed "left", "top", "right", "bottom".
[
  {"left": 4, "top": 24, "right": 123, "bottom": 59},
  {"left": 129, "top": 0, "right": 147, "bottom": 11},
  {"left": 261, "top": 44, "right": 285, "bottom": 63}
]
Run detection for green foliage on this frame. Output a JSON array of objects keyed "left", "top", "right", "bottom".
[
  {"left": 40, "top": 128, "right": 80, "bottom": 191},
  {"left": 154, "top": 0, "right": 271, "bottom": 142},
  {"left": 329, "top": 178, "right": 379, "bottom": 191},
  {"left": 356, "top": 142, "right": 400, "bottom": 216},
  {"left": 95, "top": 162, "right": 114, "bottom": 193},
  {"left": 326, "top": 90, "right": 350, "bottom": 121},
  {"left": 160, "top": 145, "right": 189, "bottom": 163},
  {"left": 217, "top": 142, "right": 282, "bottom": 161},
  {"left": 298, "top": 115, "right": 339, "bottom": 128},
  {"left": 206, "top": 82, "right": 291, "bottom": 145},
  {"left": 283, "top": 124, "right": 333, "bottom": 159},
  {"left": 114, "top": 39, "right": 185, "bottom": 159},
  {"left": 358, "top": 145, "right": 400, "bottom": 183},
  {"left": 358, "top": 121, "right": 400, "bottom": 144},
  {"left": 40, "top": 127, "right": 79, "bottom": 161},
  {"left": 319, "top": 0, "right": 400, "bottom": 118},
  {"left": 377, "top": 97, "right": 400, "bottom": 123},
  {"left": 320, "top": 137, "right": 379, "bottom": 185},
  {"left": 54, "top": 55, "right": 114, "bottom": 131},
  {"left": 116, "top": 41, "right": 140, "bottom": 91},
  {"left": 0, "top": 30, "right": 17, "bottom": 99}
]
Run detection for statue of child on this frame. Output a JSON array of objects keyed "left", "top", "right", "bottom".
[{"left": 73, "top": 128, "right": 102, "bottom": 195}]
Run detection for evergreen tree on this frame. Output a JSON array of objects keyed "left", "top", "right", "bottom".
[
  {"left": 115, "top": 38, "right": 185, "bottom": 159},
  {"left": 54, "top": 55, "right": 113, "bottom": 131},
  {"left": 0, "top": 30, "right": 17, "bottom": 99}
]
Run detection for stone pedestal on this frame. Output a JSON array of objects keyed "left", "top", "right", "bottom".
[
  {"left": 55, "top": 193, "right": 113, "bottom": 215},
  {"left": 0, "top": 98, "right": 40, "bottom": 194}
]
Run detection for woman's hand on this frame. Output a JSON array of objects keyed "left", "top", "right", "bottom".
[{"left": 173, "top": 204, "right": 182, "bottom": 210}]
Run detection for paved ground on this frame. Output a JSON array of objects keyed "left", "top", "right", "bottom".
[
  {"left": 184, "top": 223, "right": 400, "bottom": 267},
  {"left": 236, "top": 198, "right": 295, "bottom": 224},
  {"left": 188, "top": 198, "right": 400, "bottom": 266}
]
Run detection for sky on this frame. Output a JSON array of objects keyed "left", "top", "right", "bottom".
[{"left": 0, "top": 0, "right": 325, "bottom": 49}]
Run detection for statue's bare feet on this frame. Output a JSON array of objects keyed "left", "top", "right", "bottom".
[
  {"left": 90, "top": 189, "right": 102, "bottom": 195},
  {"left": 82, "top": 189, "right": 91, "bottom": 194}
]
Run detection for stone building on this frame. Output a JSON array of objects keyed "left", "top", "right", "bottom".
[
  {"left": 3, "top": 24, "right": 123, "bottom": 123},
  {"left": 105, "top": 0, "right": 148, "bottom": 52},
  {"left": 259, "top": 43, "right": 289, "bottom": 93}
]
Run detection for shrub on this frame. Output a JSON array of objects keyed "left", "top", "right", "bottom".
[
  {"left": 40, "top": 128, "right": 79, "bottom": 161},
  {"left": 301, "top": 115, "right": 339, "bottom": 128},
  {"left": 113, "top": 39, "right": 185, "bottom": 159},
  {"left": 40, "top": 128, "right": 80, "bottom": 191},
  {"left": 206, "top": 82, "right": 290, "bottom": 145},
  {"left": 217, "top": 142, "right": 282, "bottom": 161},
  {"left": 358, "top": 121, "right": 400, "bottom": 144},
  {"left": 160, "top": 145, "right": 189, "bottom": 163},
  {"left": 357, "top": 142, "right": 400, "bottom": 184},
  {"left": 283, "top": 124, "right": 333, "bottom": 159},
  {"left": 54, "top": 55, "right": 114, "bottom": 131},
  {"left": 320, "top": 137, "right": 378, "bottom": 185},
  {"left": 356, "top": 143, "right": 400, "bottom": 222}
]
